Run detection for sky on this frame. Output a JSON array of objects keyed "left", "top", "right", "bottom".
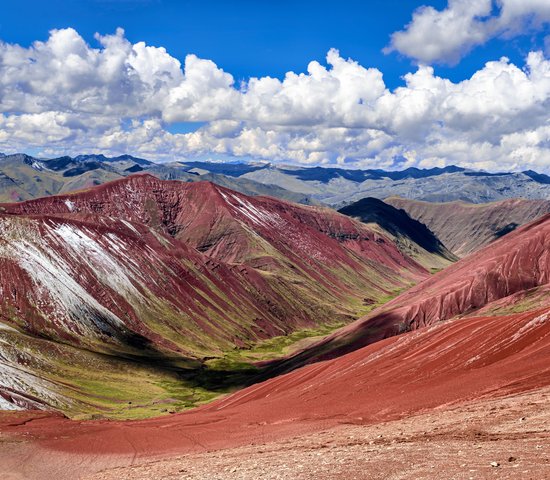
[{"left": 0, "top": 0, "right": 549, "bottom": 171}]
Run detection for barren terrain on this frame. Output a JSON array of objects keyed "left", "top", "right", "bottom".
[{"left": 88, "top": 387, "right": 550, "bottom": 479}]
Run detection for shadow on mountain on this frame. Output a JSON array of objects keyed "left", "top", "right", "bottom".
[{"left": 338, "top": 197, "right": 451, "bottom": 256}]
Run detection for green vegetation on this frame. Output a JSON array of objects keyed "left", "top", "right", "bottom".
[{"left": 1, "top": 283, "right": 407, "bottom": 421}]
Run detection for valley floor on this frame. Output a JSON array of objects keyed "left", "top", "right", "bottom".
[{"left": 16, "top": 386, "right": 546, "bottom": 480}]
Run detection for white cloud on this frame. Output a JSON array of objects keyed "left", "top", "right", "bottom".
[
  {"left": 386, "top": 0, "right": 550, "bottom": 65},
  {"left": 1, "top": 28, "right": 550, "bottom": 172}
]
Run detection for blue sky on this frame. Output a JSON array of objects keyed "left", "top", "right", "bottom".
[
  {"left": 0, "top": 1, "right": 549, "bottom": 171},
  {"left": 0, "top": 0, "right": 544, "bottom": 88}
]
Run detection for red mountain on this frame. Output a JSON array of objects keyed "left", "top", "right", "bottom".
[
  {"left": 269, "top": 211, "right": 550, "bottom": 367},
  {"left": 0, "top": 175, "right": 427, "bottom": 414}
]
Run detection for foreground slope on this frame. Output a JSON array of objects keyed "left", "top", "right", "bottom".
[
  {"left": 387, "top": 196, "right": 550, "bottom": 257},
  {"left": 1, "top": 298, "right": 549, "bottom": 479},
  {"left": 0, "top": 175, "right": 426, "bottom": 415}
]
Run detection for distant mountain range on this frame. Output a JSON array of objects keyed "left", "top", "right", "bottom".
[
  {"left": 386, "top": 197, "right": 550, "bottom": 257},
  {"left": 0, "top": 153, "right": 317, "bottom": 205},
  {"left": 3, "top": 153, "right": 550, "bottom": 205}
]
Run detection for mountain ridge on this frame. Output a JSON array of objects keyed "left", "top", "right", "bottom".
[
  {"left": 0, "top": 174, "right": 428, "bottom": 416},
  {"left": 4, "top": 152, "right": 550, "bottom": 206}
]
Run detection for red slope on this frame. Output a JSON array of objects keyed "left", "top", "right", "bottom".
[
  {"left": 1, "top": 174, "right": 427, "bottom": 287},
  {"left": 0, "top": 175, "right": 429, "bottom": 349},
  {"left": 272, "top": 212, "right": 550, "bottom": 364},
  {"left": 0, "top": 213, "right": 320, "bottom": 355},
  {"left": 1, "top": 305, "right": 549, "bottom": 479}
]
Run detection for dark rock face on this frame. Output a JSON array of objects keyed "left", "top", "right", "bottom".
[{"left": 339, "top": 197, "right": 450, "bottom": 255}]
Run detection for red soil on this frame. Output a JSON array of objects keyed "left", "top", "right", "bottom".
[
  {"left": 275, "top": 212, "right": 550, "bottom": 366},
  {"left": 2, "top": 305, "right": 549, "bottom": 479}
]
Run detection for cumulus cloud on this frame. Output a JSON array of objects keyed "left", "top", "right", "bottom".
[
  {"left": 1, "top": 28, "right": 550, "bottom": 172},
  {"left": 386, "top": 0, "right": 550, "bottom": 65}
]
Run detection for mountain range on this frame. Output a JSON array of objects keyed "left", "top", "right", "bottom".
[
  {"left": 4, "top": 152, "right": 550, "bottom": 206},
  {"left": 2, "top": 156, "right": 550, "bottom": 478}
]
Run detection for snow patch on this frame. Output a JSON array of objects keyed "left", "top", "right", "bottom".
[
  {"left": 64, "top": 199, "right": 75, "bottom": 212},
  {"left": 0, "top": 218, "right": 145, "bottom": 339},
  {"left": 51, "top": 223, "right": 145, "bottom": 301},
  {"left": 0, "top": 336, "right": 64, "bottom": 410},
  {"left": 218, "top": 189, "right": 284, "bottom": 227},
  {"left": 512, "top": 311, "right": 549, "bottom": 341}
]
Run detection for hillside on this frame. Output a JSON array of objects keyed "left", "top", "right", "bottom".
[
  {"left": 2, "top": 279, "right": 550, "bottom": 479},
  {"left": 268, "top": 211, "right": 550, "bottom": 368},
  {"left": 338, "top": 197, "right": 456, "bottom": 270},
  {"left": 0, "top": 154, "right": 317, "bottom": 205},
  {"left": 0, "top": 175, "right": 427, "bottom": 416},
  {"left": 386, "top": 196, "right": 550, "bottom": 257}
]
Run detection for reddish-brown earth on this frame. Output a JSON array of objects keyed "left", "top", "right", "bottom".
[
  {"left": 0, "top": 175, "right": 429, "bottom": 413},
  {"left": 274, "top": 212, "right": 550, "bottom": 366},
  {"left": 87, "top": 387, "right": 550, "bottom": 480},
  {"left": 1, "top": 301, "right": 550, "bottom": 479},
  {"left": 2, "top": 174, "right": 426, "bottom": 275},
  {"left": 386, "top": 196, "right": 550, "bottom": 257}
]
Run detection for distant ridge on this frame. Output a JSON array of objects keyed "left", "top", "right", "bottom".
[
  {"left": 387, "top": 196, "right": 550, "bottom": 257},
  {"left": 3, "top": 152, "right": 550, "bottom": 205}
]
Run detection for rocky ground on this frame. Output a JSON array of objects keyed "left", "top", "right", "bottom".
[{"left": 87, "top": 387, "right": 550, "bottom": 480}]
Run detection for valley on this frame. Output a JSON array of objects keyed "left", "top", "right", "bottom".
[{"left": 1, "top": 165, "right": 550, "bottom": 479}]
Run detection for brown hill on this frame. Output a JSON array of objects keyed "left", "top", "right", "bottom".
[{"left": 386, "top": 196, "right": 550, "bottom": 257}]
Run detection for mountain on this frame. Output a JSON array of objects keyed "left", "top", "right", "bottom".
[
  {"left": 240, "top": 165, "right": 550, "bottom": 205},
  {"left": 2, "top": 235, "right": 550, "bottom": 479},
  {"left": 268, "top": 211, "right": 550, "bottom": 369},
  {"left": 5, "top": 153, "right": 550, "bottom": 207},
  {"left": 0, "top": 154, "right": 318, "bottom": 205},
  {"left": 0, "top": 175, "right": 427, "bottom": 416},
  {"left": 387, "top": 196, "right": 550, "bottom": 257},
  {"left": 151, "top": 160, "right": 550, "bottom": 205},
  {"left": 338, "top": 197, "right": 456, "bottom": 271}
]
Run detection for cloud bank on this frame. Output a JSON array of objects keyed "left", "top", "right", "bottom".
[
  {"left": 387, "top": 0, "right": 550, "bottom": 65},
  {"left": 1, "top": 27, "right": 550, "bottom": 171}
]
